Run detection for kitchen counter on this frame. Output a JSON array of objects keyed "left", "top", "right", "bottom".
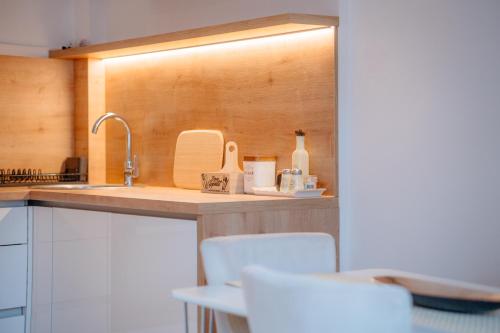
[
  {"left": 0, "top": 186, "right": 337, "bottom": 216},
  {"left": 0, "top": 185, "right": 340, "bottom": 281},
  {"left": 0, "top": 187, "right": 31, "bottom": 201}
]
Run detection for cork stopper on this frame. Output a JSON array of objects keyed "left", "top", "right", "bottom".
[{"left": 295, "top": 129, "right": 305, "bottom": 136}]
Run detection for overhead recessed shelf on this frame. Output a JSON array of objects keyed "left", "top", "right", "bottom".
[{"left": 49, "top": 13, "right": 338, "bottom": 60}]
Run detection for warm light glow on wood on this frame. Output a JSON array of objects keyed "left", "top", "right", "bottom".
[
  {"left": 49, "top": 14, "right": 338, "bottom": 60},
  {"left": 102, "top": 27, "right": 334, "bottom": 64}
]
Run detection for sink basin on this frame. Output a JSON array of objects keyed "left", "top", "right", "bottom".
[{"left": 30, "top": 184, "right": 129, "bottom": 190}]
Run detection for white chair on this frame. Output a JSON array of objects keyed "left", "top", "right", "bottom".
[
  {"left": 242, "top": 266, "right": 412, "bottom": 333},
  {"left": 201, "top": 232, "right": 336, "bottom": 333}
]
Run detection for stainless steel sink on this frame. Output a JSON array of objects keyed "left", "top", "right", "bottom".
[{"left": 30, "top": 184, "right": 129, "bottom": 190}]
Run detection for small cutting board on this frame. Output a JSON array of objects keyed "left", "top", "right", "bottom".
[
  {"left": 201, "top": 141, "right": 244, "bottom": 194},
  {"left": 173, "top": 130, "right": 224, "bottom": 189}
]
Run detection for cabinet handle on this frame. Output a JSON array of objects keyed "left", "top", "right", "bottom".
[{"left": 0, "top": 307, "right": 23, "bottom": 319}]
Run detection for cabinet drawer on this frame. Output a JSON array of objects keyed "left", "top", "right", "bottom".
[
  {"left": 0, "top": 244, "right": 28, "bottom": 310},
  {"left": 0, "top": 207, "right": 27, "bottom": 245},
  {"left": 0, "top": 315, "right": 25, "bottom": 333}
]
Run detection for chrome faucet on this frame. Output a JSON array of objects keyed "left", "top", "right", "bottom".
[{"left": 92, "top": 112, "right": 138, "bottom": 187}]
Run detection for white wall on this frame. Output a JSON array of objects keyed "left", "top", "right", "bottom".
[
  {"left": 0, "top": 0, "right": 76, "bottom": 56},
  {"left": 339, "top": 0, "right": 500, "bottom": 286}
]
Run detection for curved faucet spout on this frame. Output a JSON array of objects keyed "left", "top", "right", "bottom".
[
  {"left": 92, "top": 112, "right": 131, "bottom": 162},
  {"left": 92, "top": 112, "right": 136, "bottom": 186}
]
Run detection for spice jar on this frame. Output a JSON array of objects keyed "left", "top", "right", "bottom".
[
  {"left": 279, "top": 169, "right": 292, "bottom": 193},
  {"left": 304, "top": 175, "right": 318, "bottom": 190},
  {"left": 243, "top": 156, "right": 276, "bottom": 193},
  {"left": 289, "top": 168, "right": 304, "bottom": 191}
]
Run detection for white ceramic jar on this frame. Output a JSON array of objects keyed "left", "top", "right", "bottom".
[{"left": 243, "top": 156, "right": 276, "bottom": 194}]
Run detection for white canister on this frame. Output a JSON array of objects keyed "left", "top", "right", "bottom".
[{"left": 243, "top": 156, "right": 276, "bottom": 194}]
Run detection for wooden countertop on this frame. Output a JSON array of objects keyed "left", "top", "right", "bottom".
[
  {"left": 0, "top": 186, "right": 337, "bottom": 216},
  {"left": 0, "top": 187, "right": 31, "bottom": 201}
]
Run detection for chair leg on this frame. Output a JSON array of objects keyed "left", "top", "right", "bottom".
[
  {"left": 184, "top": 302, "right": 189, "bottom": 333},
  {"left": 208, "top": 309, "right": 214, "bottom": 333},
  {"left": 201, "top": 306, "right": 206, "bottom": 333}
]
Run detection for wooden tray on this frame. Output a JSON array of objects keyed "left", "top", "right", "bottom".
[{"left": 374, "top": 275, "right": 500, "bottom": 313}]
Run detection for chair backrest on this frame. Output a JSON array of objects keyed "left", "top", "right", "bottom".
[
  {"left": 201, "top": 232, "right": 336, "bottom": 333},
  {"left": 201, "top": 232, "right": 336, "bottom": 286},
  {"left": 242, "top": 266, "right": 412, "bottom": 333}
]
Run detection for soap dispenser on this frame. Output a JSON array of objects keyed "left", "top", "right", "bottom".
[{"left": 292, "top": 129, "right": 309, "bottom": 178}]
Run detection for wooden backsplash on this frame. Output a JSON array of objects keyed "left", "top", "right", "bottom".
[
  {"left": 0, "top": 55, "right": 74, "bottom": 172},
  {"left": 104, "top": 28, "right": 337, "bottom": 194}
]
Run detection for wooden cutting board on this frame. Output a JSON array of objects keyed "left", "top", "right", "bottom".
[{"left": 173, "top": 130, "right": 224, "bottom": 189}]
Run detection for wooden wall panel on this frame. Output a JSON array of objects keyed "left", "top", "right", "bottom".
[
  {"left": 74, "top": 59, "right": 108, "bottom": 183},
  {"left": 74, "top": 59, "right": 107, "bottom": 184},
  {"left": 74, "top": 60, "right": 89, "bottom": 158},
  {"left": 105, "top": 28, "right": 337, "bottom": 194},
  {"left": 197, "top": 206, "right": 340, "bottom": 285},
  {"left": 0, "top": 55, "right": 74, "bottom": 172},
  {"left": 88, "top": 60, "right": 107, "bottom": 184}
]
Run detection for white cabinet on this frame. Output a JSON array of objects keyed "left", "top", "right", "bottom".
[
  {"left": 31, "top": 207, "right": 53, "bottom": 333},
  {"left": 108, "top": 213, "right": 198, "bottom": 333},
  {"left": 32, "top": 207, "right": 197, "bottom": 333},
  {"left": 0, "top": 314, "right": 25, "bottom": 333},
  {"left": 0, "top": 245, "right": 28, "bottom": 309},
  {"left": 0, "top": 206, "right": 28, "bottom": 333},
  {"left": 0, "top": 207, "right": 27, "bottom": 246},
  {"left": 51, "top": 208, "right": 109, "bottom": 333}
]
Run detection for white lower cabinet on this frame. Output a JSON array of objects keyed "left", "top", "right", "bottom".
[
  {"left": 32, "top": 207, "right": 197, "bottom": 333},
  {"left": 0, "top": 244, "right": 28, "bottom": 310},
  {"left": 0, "top": 314, "right": 25, "bottom": 333},
  {"left": 0, "top": 207, "right": 28, "bottom": 246},
  {"left": 0, "top": 206, "right": 28, "bottom": 333}
]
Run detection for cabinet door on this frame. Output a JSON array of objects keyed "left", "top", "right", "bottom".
[
  {"left": 0, "top": 314, "right": 25, "bottom": 333},
  {"left": 0, "top": 207, "right": 27, "bottom": 245},
  {"left": 39, "top": 207, "right": 198, "bottom": 333},
  {"left": 0, "top": 244, "right": 27, "bottom": 310},
  {"left": 51, "top": 208, "right": 110, "bottom": 333},
  {"left": 31, "top": 207, "right": 54, "bottom": 333},
  {"left": 109, "top": 213, "right": 197, "bottom": 333}
]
